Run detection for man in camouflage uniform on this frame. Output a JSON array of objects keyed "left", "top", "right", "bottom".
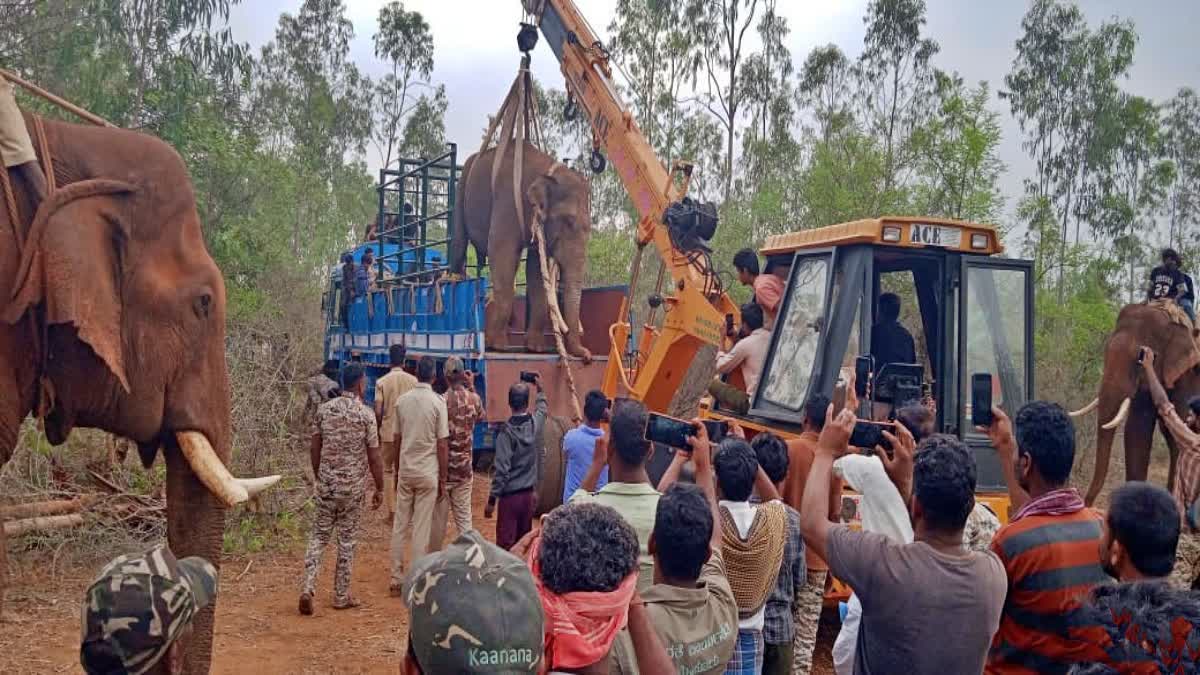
[
  {"left": 80, "top": 545, "right": 218, "bottom": 675},
  {"left": 307, "top": 360, "right": 340, "bottom": 410},
  {"left": 430, "top": 357, "right": 485, "bottom": 550},
  {"left": 300, "top": 363, "right": 384, "bottom": 614}
]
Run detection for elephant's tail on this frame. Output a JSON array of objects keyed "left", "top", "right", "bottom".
[{"left": 449, "top": 156, "right": 473, "bottom": 276}]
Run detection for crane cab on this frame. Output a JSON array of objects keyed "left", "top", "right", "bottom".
[{"left": 718, "top": 216, "right": 1034, "bottom": 500}]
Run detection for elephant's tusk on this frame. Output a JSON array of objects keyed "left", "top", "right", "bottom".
[
  {"left": 1102, "top": 398, "right": 1132, "bottom": 430},
  {"left": 1070, "top": 398, "right": 1099, "bottom": 417},
  {"left": 238, "top": 476, "right": 281, "bottom": 498},
  {"left": 176, "top": 432, "right": 281, "bottom": 508}
]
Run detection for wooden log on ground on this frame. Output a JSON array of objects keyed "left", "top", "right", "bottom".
[
  {"left": 3, "top": 514, "right": 85, "bottom": 537},
  {"left": 0, "top": 496, "right": 95, "bottom": 521}
]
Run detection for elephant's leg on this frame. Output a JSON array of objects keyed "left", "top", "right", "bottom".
[
  {"left": 525, "top": 247, "right": 552, "bottom": 353},
  {"left": 0, "top": 333, "right": 35, "bottom": 621},
  {"left": 485, "top": 235, "right": 522, "bottom": 351},
  {"left": 1123, "top": 395, "right": 1157, "bottom": 482}
]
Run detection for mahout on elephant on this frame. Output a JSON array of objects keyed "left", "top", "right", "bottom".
[
  {"left": 448, "top": 140, "right": 593, "bottom": 362},
  {"left": 1072, "top": 300, "right": 1200, "bottom": 505},
  {"left": 0, "top": 111, "right": 276, "bottom": 673}
]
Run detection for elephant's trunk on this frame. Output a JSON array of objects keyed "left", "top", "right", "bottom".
[
  {"left": 164, "top": 430, "right": 226, "bottom": 675},
  {"left": 1084, "top": 335, "right": 1140, "bottom": 506},
  {"left": 561, "top": 266, "right": 590, "bottom": 362}
]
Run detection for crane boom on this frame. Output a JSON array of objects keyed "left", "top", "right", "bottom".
[{"left": 524, "top": 0, "right": 739, "bottom": 413}]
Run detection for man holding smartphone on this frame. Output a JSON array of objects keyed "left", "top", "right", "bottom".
[
  {"left": 562, "top": 391, "right": 610, "bottom": 503},
  {"left": 487, "top": 373, "right": 548, "bottom": 550}
]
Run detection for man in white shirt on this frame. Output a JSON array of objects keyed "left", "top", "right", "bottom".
[{"left": 709, "top": 302, "right": 771, "bottom": 414}]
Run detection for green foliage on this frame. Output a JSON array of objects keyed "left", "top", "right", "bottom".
[
  {"left": 910, "top": 73, "right": 1005, "bottom": 222},
  {"left": 373, "top": 0, "right": 435, "bottom": 170}
]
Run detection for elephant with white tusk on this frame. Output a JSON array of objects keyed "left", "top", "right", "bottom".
[
  {"left": 0, "top": 112, "right": 277, "bottom": 673},
  {"left": 448, "top": 140, "right": 593, "bottom": 363},
  {"left": 1071, "top": 301, "right": 1200, "bottom": 506}
]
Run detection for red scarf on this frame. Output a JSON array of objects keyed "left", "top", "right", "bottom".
[
  {"left": 1013, "top": 487, "right": 1086, "bottom": 521},
  {"left": 526, "top": 534, "right": 637, "bottom": 671}
]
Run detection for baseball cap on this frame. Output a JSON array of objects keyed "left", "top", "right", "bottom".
[
  {"left": 81, "top": 545, "right": 218, "bottom": 675},
  {"left": 444, "top": 356, "right": 466, "bottom": 377},
  {"left": 404, "top": 530, "right": 543, "bottom": 673}
]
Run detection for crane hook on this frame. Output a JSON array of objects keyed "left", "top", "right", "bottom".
[{"left": 589, "top": 148, "right": 607, "bottom": 175}]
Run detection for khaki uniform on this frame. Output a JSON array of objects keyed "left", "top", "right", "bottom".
[
  {"left": 0, "top": 75, "right": 34, "bottom": 168},
  {"left": 390, "top": 383, "right": 448, "bottom": 587},
  {"left": 301, "top": 393, "right": 378, "bottom": 606},
  {"left": 374, "top": 367, "right": 416, "bottom": 514},
  {"left": 430, "top": 385, "right": 484, "bottom": 550},
  {"left": 610, "top": 548, "right": 738, "bottom": 674}
]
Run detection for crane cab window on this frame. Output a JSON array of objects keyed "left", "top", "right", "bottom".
[{"left": 759, "top": 254, "right": 830, "bottom": 411}]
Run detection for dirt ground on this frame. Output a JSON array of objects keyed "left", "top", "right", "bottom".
[{"left": 0, "top": 473, "right": 837, "bottom": 674}]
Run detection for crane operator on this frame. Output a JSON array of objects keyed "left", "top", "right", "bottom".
[{"left": 869, "top": 293, "right": 916, "bottom": 419}]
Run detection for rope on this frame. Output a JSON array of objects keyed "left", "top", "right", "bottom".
[
  {"left": 30, "top": 116, "right": 55, "bottom": 418},
  {"left": 0, "top": 113, "right": 57, "bottom": 419},
  {"left": 0, "top": 147, "right": 21, "bottom": 256},
  {"left": 532, "top": 216, "right": 582, "bottom": 423}
]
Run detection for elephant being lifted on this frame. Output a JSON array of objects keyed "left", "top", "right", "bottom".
[
  {"left": 1073, "top": 302, "right": 1200, "bottom": 505},
  {"left": 0, "top": 112, "right": 276, "bottom": 673},
  {"left": 449, "top": 140, "right": 593, "bottom": 361}
]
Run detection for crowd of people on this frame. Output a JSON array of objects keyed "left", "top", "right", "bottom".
[{"left": 75, "top": 248, "right": 1200, "bottom": 674}]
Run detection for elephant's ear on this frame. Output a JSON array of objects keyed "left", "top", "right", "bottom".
[
  {"left": 3, "top": 179, "right": 138, "bottom": 392},
  {"left": 526, "top": 173, "right": 558, "bottom": 225}
]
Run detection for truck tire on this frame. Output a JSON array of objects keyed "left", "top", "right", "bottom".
[{"left": 536, "top": 415, "right": 572, "bottom": 516}]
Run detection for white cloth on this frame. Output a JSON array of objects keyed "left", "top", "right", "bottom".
[
  {"left": 833, "top": 455, "right": 914, "bottom": 544},
  {"left": 719, "top": 499, "right": 766, "bottom": 631},
  {"left": 834, "top": 595, "right": 862, "bottom": 675},
  {"left": 715, "top": 328, "right": 771, "bottom": 394},
  {"left": 830, "top": 455, "right": 913, "bottom": 674}
]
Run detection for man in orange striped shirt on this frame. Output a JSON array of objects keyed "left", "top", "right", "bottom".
[{"left": 983, "top": 401, "right": 1109, "bottom": 674}]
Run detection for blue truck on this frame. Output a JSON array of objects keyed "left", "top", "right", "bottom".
[{"left": 322, "top": 146, "right": 623, "bottom": 461}]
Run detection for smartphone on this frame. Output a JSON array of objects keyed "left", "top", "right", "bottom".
[
  {"left": 701, "top": 419, "right": 728, "bottom": 444},
  {"left": 519, "top": 370, "right": 539, "bottom": 384},
  {"left": 850, "top": 421, "right": 894, "bottom": 453},
  {"left": 854, "top": 355, "right": 873, "bottom": 398},
  {"left": 645, "top": 413, "right": 696, "bottom": 450},
  {"left": 971, "top": 373, "right": 994, "bottom": 427},
  {"left": 1137, "top": 347, "right": 1147, "bottom": 365}
]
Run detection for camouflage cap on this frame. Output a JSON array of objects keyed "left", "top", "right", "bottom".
[
  {"left": 444, "top": 355, "right": 466, "bottom": 377},
  {"left": 404, "top": 530, "right": 543, "bottom": 673},
  {"left": 80, "top": 545, "right": 218, "bottom": 675}
]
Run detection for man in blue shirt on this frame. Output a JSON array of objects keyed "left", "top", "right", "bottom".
[{"left": 561, "top": 390, "right": 610, "bottom": 504}]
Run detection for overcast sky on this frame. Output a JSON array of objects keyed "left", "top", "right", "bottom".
[{"left": 226, "top": 0, "right": 1200, "bottom": 229}]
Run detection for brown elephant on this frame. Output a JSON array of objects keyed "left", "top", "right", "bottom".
[
  {"left": 1072, "top": 302, "right": 1200, "bottom": 505},
  {"left": 449, "top": 140, "right": 592, "bottom": 361},
  {"left": 0, "top": 112, "right": 276, "bottom": 673}
]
